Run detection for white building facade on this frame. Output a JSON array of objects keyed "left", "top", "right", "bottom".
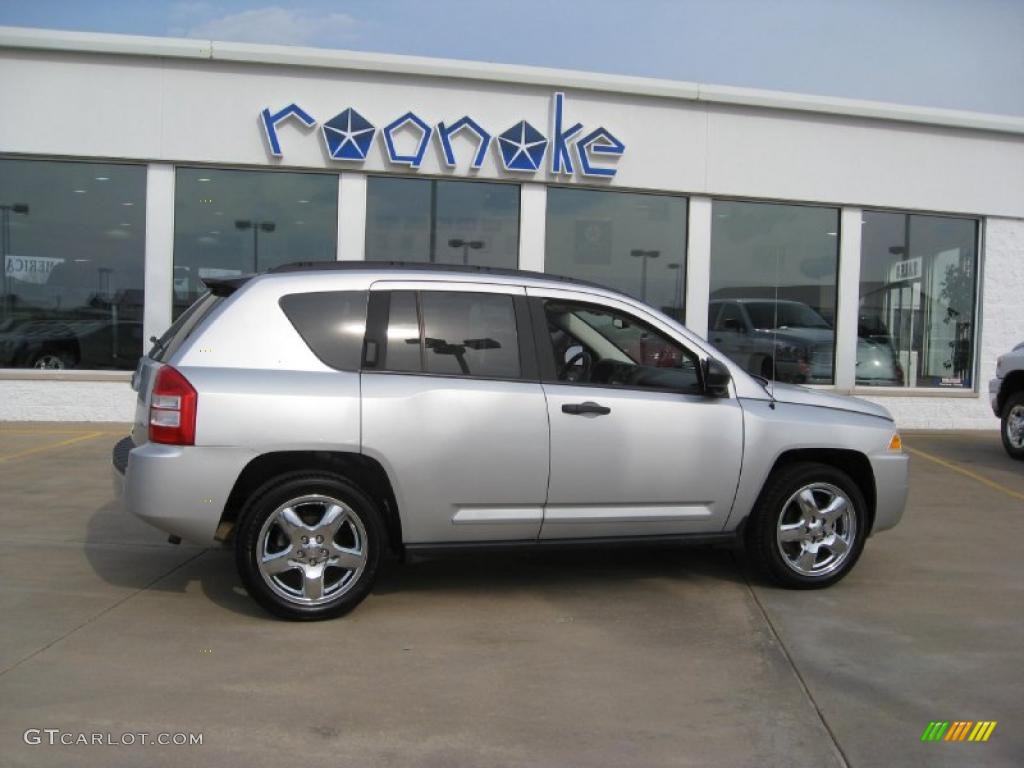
[{"left": 0, "top": 27, "right": 1022, "bottom": 427}]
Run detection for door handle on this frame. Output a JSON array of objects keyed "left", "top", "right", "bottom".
[{"left": 562, "top": 401, "right": 611, "bottom": 416}]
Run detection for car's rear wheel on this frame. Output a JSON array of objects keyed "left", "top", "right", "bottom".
[
  {"left": 1000, "top": 391, "right": 1024, "bottom": 460},
  {"left": 30, "top": 350, "right": 75, "bottom": 369},
  {"left": 746, "top": 462, "right": 867, "bottom": 588},
  {"left": 235, "top": 472, "right": 382, "bottom": 620}
]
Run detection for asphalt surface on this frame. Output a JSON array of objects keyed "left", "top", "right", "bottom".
[{"left": 0, "top": 424, "right": 1021, "bottom": 767}]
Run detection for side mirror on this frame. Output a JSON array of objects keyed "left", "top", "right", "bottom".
[
  {"left": 722, "top": 317, "right": 744, "bottom": 333},
  {"left": 703, "top": 357, "right": 732, "bottom": 397}
]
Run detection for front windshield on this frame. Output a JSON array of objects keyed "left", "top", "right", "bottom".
[{"left": 745, "top": 302, "right": 830, "bottom": 330}]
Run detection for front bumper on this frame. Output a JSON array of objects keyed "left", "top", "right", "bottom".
[
  {"left": 989, "top": 377, "right": 1002, "bottom": 417},
  {"left": 113, "top": 437, "right": 256, "bottom": 544},
  {"left": 868, "top": 451, "right": 910, "bottom": 534}
]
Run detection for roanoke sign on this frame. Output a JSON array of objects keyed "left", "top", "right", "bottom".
[{"left": 259, "top": 93, "right": 625, "bottom": 178}]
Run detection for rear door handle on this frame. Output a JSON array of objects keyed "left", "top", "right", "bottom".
[{"left": 562, "top": 401, "right": 611, "bottom": 416}]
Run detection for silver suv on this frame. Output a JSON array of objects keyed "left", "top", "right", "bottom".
[{"left": 113, "top": 263, "right": 909, "bottom": 620}]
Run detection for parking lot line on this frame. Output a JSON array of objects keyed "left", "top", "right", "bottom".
[
  {"left": 0, "top": 431, "right": 107, "bottom": 463},
  {"left": 905, "top": 446, "right": 1024, "bottom": 502}
]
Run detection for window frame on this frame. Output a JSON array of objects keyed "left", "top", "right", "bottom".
[
  {"left": 363, "top": 175, "right": 522, "bottom": 267},
  {"left": 170, "top": 164, "right": 341, "bottom": 320},
  {"left": 528, "top": 295, "right": 707, "bottom": 397},
  {"left": 0, "top": 155, "right": 149, "bottom": 376},
  {"left": 853, "top": 208, "right": 983, "bottom": 395},
  {"left": 543, "top": 184, "right": 690, "bottom": 319},
  {"left": 362, "top": 286, "right": 538, "bottom": 383}
]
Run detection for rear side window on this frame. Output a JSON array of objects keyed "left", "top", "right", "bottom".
[
  {"left": 421, "top": 291, "right": 520, "bottom": 378},
  {"left": 379, "top": 290, "right": 521, "bottom": 379},
  {"left": 279, "top": 291, "right": 368, "bottom": 371},
  {"left": 150, "top": 292, "right": 224, "bottom": 362}
]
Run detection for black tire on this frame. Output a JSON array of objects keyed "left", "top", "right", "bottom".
[
  {"left": 235, "top": 472, "right": 383, "bottom": 620},
  {"left": 745, "top": 462, "right": 867, "bottom": 589},
  {"left": 30, "top": 349, "right": 76, "bottom": 370},
  {"left": 1000, "top": 391, "right": 1024, "bottom": 460}
]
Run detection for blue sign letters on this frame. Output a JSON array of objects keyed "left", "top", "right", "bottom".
[{"left": 260, "top": 93, "right": 625, "bottom": 178}]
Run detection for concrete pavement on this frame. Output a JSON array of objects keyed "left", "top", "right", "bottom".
[{"left": 0, "top": 423, "right": 1020, "bottom": 766}]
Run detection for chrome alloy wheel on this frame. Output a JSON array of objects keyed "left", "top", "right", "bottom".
[
  {"left": 1005, "top": 405, "right": 1024, "bottom": 449},
  {"left": 256, "top": 494, "right": 368, "bottom": 606},
  {"left": 775, "top": 482, "right": 857, "bottom": 578}
]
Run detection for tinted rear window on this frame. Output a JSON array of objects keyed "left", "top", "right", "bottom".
[{"left": 279, "top": 291, "right": 368, "bottom": 371}]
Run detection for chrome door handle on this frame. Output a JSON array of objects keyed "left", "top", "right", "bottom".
[{"left": 562, "top": 401, "right": 611, "bottom": 416}]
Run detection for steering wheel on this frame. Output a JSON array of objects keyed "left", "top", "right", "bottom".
[{"left": 560, "top": 349, "right": 593, "bottom": 383}]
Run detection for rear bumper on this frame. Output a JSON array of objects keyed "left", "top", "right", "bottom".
[
  {"left": 115, "top": 439, "right": 257, "bottom": 544},
  {"left": 868, "top": 451, "right": 910, "bottom": 534}
]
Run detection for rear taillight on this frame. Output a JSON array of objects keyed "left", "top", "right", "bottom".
[{"left": 149, "top": 365, "right": 197, "bottom": 445}]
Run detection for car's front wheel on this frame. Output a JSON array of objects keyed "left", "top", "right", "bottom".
[
  {"left": 746, "top": 462, "right": 867, "bottom": 588},
  {"left": 1000, "top": 391, "right": 1024, "bottom": 460},
  {"left": 235, "top": 472, "right": 383, "bottom": 620}
]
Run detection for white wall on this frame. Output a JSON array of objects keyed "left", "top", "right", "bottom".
[
  {"left": 1, "top": 48, "right": 1022, "bottom": 218},
  {"left": 0, "top": 379, "right": 134, "bottom": 421}
]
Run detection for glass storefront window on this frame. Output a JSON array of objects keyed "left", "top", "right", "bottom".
[
  {"left": 173, "top": 167, "right": 337, "bottom": 317},
  {"left": 709, "top": 201, "right": 840, "bottom": 384},
  {"left": 365, "top": 177, "right": 519, "bottom": 267},
  {"left": 0, "top": 158, "right": 146, "bottom": 370},
  {"left": 545, "top": 188, "right": 687, "bottom": 321},
  {"left": 859, "top": 212, "right": 978, "bottom": 388}
]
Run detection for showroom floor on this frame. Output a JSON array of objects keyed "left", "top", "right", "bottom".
[{"left": 0, "top": 424, "right": 1021, "bottom": 767}]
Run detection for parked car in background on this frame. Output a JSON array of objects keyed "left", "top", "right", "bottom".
[
  {"left": 113, "top": 263, "right": 908, "bottom": 620},
  {"left": 708, "top": 299, "right": 903, "bottom": 386},
  {"left": 990, "top": 341, "right": 1024, "bottom": 459},
  {"left": 0, "top": 315, "right": 143, "bottom": 369}
]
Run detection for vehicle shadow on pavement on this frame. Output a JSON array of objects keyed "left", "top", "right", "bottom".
[
  {"left": 372, "top": 544, "right": 749, "bottom": 596},
  {"left": 83, "top": 498, "right": 750, "bottom": 617},
  {"left": 82, "top": 500, "right": 265, "bottom": 619}
]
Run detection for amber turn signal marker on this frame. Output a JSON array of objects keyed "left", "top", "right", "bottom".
[{"left": 889, "top": 433, "right": 903, "bottom": 451}]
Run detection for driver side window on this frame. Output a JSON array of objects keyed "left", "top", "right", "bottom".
[{"left": 542, "top": 300, "right": 702, "bottom": 395}]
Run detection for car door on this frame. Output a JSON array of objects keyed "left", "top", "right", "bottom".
[
  {"left": 528, "top": 287, "right": 744, "bottom": 540},
  {"left": 360, "top": 282, "right": 550, "bottom": 544}
]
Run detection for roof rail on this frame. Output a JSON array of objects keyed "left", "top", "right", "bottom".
[{"left": 266, "top": 260, "right": 615, "bottom": 293}]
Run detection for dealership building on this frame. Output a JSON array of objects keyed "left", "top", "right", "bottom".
[{"left": 0, "top": 26, "right": 1021, "bottom": 427}]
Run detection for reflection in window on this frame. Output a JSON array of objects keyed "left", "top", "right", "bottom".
[
  {"left": 381, "top": 291, "right": 520, "bottom": 379},
  {"left": 420, "top": 292, "right": 520, "bottom": 378},
  {"left": 172, "top": 167, "right": 337, "bottom": 318},
  {"left": 545, "top": 189, "right": 687, "bottom": 321},
  {"left": 365, "top": 178, "right": 519, "bottom": 267},
  {"left": 279, "top": 291, "right": 368, "bottom": 372},
  {"left": 709, "top": 201, "right": 839, "bottom": 384},
  {"left": 859, "top": 212, "right": 978, "bottom": 388},
  {"left": 0, "top": 158, "right": 146, "bottom": 370}
]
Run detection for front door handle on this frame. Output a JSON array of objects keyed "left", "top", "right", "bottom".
[{"left": 562, "top": 401, "right": 611, "bottom": 416}]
